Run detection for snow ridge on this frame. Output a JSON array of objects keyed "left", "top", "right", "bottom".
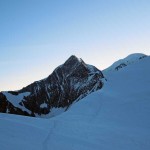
[{"left": 103, "top": 53, "right": 147, "bottom": 73}]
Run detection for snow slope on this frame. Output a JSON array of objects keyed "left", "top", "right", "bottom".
[
  {"left": 103, "top": 53, "right": 147, "bottom": 73},
  {"left": 0, "top": 55, "right": 150, "bottom": 150}
]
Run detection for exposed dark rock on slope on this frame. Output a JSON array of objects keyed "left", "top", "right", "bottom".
[
  {"left": 0, "top": 55, "right": 104, "bottom": 117},
  {"left": 0, "top": 93, "right": 30, "bottom": 116}
]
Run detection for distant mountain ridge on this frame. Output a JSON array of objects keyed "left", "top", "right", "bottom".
[{"left": 0, "top": 55, "right": 104, "bottom": 117}]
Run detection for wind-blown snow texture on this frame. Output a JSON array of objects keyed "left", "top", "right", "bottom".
[{"left": 0, "top": 54, "right": 150, "bottom": 150}]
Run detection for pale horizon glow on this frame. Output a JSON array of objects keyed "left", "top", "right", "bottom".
[{"left": 0, "top": 0, "right": 150, "bottom": 91}]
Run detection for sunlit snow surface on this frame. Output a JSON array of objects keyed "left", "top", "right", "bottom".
[{"left": 0, "top": 56, "right": 150, "bottom": 150}]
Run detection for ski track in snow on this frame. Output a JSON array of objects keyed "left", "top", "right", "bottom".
[{"left": 42, "top": 120, "right": 57, "bottom": 150}]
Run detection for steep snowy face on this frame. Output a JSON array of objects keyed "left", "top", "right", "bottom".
[
  {"left": 103, "top": 53, "right": 148, "bottom": 73},
  {"left": 0, "top": 55, "right": 104, "bottom": 117}
]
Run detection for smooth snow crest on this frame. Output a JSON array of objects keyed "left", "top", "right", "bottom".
[{"left": 103, "top": 53, "right": 147, "bottom": 73}]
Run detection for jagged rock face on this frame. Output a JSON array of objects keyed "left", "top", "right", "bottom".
[{"left": 0, "top": 55, "right": 104, "bottom": 117}]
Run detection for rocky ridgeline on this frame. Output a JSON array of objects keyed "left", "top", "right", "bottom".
[{"left": 0, "top": 55, "right": 104, "bottom": 117}]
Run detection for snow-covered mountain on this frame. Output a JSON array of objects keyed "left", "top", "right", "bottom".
[
  {"left": 0, "top": 54, "right": 150, "bottom": 150},
  {"left": 103, "top": 53, "right": 147, "bottom": 73},
  {"left": 0, "top": 55, "right": 104, "bottom": 117}
]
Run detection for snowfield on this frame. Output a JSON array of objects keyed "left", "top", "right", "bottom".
[{"left": 0, "top": 55, "right": 150, "bottom": 150}]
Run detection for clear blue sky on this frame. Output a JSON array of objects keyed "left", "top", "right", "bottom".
[{"left": 0, "top": 0, "right": 150, "bottom": 91}]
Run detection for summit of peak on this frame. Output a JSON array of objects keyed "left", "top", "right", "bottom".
[
  {"left": 69, "top": 55, "right": 78, "bottom": 59},
  {"left": 63, "top": 55, "right": 84, "bottom": 66},
  {"left": 67, "top": 55, "right": 82, "bottom": 62}
]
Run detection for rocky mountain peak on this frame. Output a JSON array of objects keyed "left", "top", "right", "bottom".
[
  {"left": 65, "top": 55, "right": 82, "bottom": 63},
  {"left": 0, "top": 56, "right": 104, "bottom": 118},
  {"left": 63, "top": 55, "right": 84, "bottom": 69}
]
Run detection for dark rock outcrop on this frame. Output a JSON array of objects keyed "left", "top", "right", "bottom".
[{"left": 115, "top": 63, "right": 127, "bottom": 71}]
